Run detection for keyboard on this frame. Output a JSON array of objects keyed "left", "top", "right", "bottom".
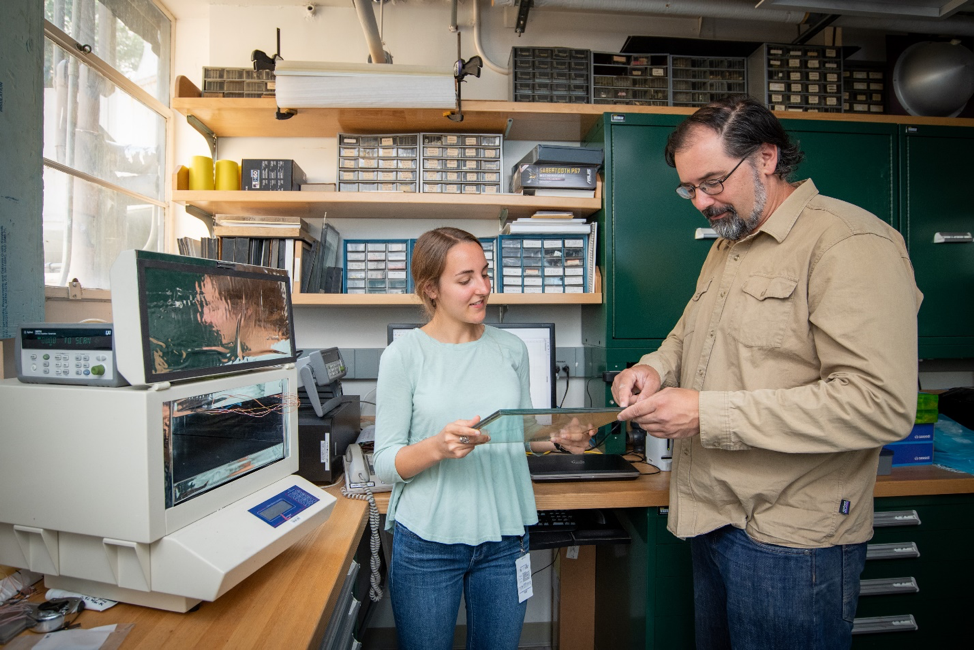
[{"left": 531, "top": 510, "right": 578, "bottom": 532}]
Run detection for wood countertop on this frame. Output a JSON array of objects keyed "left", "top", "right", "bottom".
[
  {"left": 24, "top": 464, "right": 973, "bottom": 649},
  {"left": 58, "top": 485, "right": 367, "bottom": 650},
  {"left": 371, "top": 461, "right": 974, "bottom": 514}
]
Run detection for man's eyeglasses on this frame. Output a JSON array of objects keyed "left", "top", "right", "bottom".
[{"left": 676, "top": 156, "right": 749, "bottom": 200}]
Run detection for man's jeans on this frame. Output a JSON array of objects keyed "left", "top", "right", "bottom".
[
  {"left": 389, "top": 522, "right": 529, "bottom": 650},
  {"left": 690, "top": 525, "right": 867, "bottom": 650}
]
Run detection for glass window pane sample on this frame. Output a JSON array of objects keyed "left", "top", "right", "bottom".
[
  {"left": 44, "top": 39, "right": 167, "bottom": 201},
  {"left": 474, "top": 408, "right": 622, "bottom": 444}
]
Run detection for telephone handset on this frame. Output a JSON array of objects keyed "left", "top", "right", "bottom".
[{"left": 343, "top": 444, "right": 392, "bottom": 494}]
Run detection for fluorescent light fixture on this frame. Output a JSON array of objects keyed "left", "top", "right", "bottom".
[{"left": 274, "top": 60, "right": 456, "bottom": 109}]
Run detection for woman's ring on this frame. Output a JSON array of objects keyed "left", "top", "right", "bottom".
[{"left": 459, "top": 435, "right": 470, "bottom": 444}]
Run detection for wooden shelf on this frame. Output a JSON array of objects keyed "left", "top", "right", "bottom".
[
  {"left": 172, "top": 189, "right": 601, "bottom": 221},
  {"left": 173, "top": 76, "right": 691, "bottom": 141},
  {"left": 173, "top": 75, "right": 974, "bottom": 142},
  {"left": 290, "top": 291, "right": 601, "bottom": 306}
]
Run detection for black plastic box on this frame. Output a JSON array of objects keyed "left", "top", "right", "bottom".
[
  {"left": 241, "top": 159, "right": 307, "bottom": 191},
  {"left": 511, "top": 162, "right": 599, "bottom": 193}
]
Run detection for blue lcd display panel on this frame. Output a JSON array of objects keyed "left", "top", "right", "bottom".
[{"left": 248, "top": 485, "right": 320, "bottom": 528}]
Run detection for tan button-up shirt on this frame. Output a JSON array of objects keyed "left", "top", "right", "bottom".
[{"left": 641, "top": 180, "right": 922, "bottom": 548}]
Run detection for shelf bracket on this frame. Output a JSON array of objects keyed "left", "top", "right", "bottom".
[
  {"left": 187, "top": 114, "right": 218, "bottom": 161},
  {"left": 498, "top": 304, "right": 509, "bottom": 322},
  {"left": 185, "top": 204, "right": 215, "bottom": 236},
  {"left": 498, "top": 207, "right": 509, "bottom": 229},
  {"left": 504, "top": 117, "right": 514, "bottom": 140}
]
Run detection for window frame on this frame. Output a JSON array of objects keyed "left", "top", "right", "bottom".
[{"left": 42, "top": 2, "right": 175, "bottom": 290}]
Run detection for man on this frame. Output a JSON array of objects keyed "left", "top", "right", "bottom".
[{"left": 612, "top": 95, "right": 922, "bottom": 649}]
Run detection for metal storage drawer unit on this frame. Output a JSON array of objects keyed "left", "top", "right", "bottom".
[{"left": 853, "top": 495, "right": 974, "bottom": 649}]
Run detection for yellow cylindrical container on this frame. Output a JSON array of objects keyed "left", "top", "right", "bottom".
[
  {"left": 189, "top": 155, "right": 214, "bottom": 190},
  {"left": 215, "top": 160, "right": 240, "bottom": 191}
]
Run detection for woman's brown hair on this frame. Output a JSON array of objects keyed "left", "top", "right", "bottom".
[{"left": 411, "top": 227, "right": 483, "bottom": 320}]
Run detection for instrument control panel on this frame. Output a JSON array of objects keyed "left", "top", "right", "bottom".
[{"left": 16, "top": 323, "right": 128, "bottom": 387}]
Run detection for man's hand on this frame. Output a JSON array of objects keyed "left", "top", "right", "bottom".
[
  {"left": 611, "top": 364, "right": 662, "bottom": 407},
  {"left": 549, "top": 417, "right": 597, "bottom": 454},
  {"left": 618, "top": 387, "right": 700, "bottom": 439}
]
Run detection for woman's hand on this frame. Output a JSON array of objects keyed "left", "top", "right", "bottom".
[
  {"left": 549, "top": 417, "right": 597, "bottom": 454},
  {"left": 433, "top": 416, "right": 491, "bottom": 461},
  {"left": 394, "top": 416, "right": 491, "bottom": 480}
]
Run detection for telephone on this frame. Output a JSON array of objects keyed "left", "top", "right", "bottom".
[{"left": 344, "top": 444, "right": 392, "bottom": 494}]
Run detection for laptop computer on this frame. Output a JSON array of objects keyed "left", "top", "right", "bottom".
[{"left": 527, "top": 453, "right": 640, "bottom": 482}]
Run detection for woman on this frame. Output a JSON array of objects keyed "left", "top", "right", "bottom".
[{"left": 372, "top": 227, "right": 583, "bottom": 650}]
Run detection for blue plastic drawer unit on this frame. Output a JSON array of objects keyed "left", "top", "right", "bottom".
[
  {"left": 498, "top": 234, "right": 588, "bottom": 294},
  {"left": 343, "top": 240, "right": 411, "bottom": 294}
]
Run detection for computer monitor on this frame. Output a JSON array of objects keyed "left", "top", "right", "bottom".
[{"left": 386, "top": 322, "right": 556, "bottom": 408}]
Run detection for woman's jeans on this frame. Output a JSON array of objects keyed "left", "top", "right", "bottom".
[
  {"left": 390, "top": 522, "right": 529, "bottom": 650},
  {"left": 690, "top": 525, "right": 867, "bottom": 650}
]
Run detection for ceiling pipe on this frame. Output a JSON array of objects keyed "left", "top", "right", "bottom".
[
  {"left": 474, "top": 0, "right": 509, "bottom": 75},
  {"left": 491, "top": 0, "right": 974, "bottom": 36},
  {"left": 351, "top": 0, "right": 387, "bottom": 63},
  {"left": 492, "top": 0, "right": 807, "bottom": 23}
]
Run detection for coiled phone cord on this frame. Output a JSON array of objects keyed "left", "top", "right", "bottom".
[{"left": 340, "top": 486, "right": 384, "bottom": 602}]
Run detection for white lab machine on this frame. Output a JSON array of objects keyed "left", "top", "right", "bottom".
[{"left": 0, "top": 251, "right": 336, "bottom": 612}]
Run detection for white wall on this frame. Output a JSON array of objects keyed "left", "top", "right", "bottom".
[{"left": 167, "top": 3, "right": 893, "bottom": 405}]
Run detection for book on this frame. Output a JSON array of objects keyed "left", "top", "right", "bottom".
[
  {"left": 504, "top": 222, "right": 592, "bottom": 235},
  {"left": 213, "top": 223, "right": 313, "bottom": 242},
  {"left": 530, "top": 210, "right": 577, "bottom": 219},
  {"left": 522, "top": 187, "right": 597, "bottom": 198},
  {"left": 587, "top": 222, "right": 598, "bottom": 293}
]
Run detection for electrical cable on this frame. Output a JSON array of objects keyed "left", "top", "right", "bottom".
[
  {"left": 558, "top": 366, "right": 570, "bottom": 408},
  {"left": 339, "top": 486, "right": 384, "bottom": 602},
  {"left": 532, "top": 559, "right": 555, "bottom": 576}
]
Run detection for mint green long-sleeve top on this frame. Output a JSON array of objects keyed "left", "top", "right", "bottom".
[{"left": 372, "top": 326, "right": 538, "bottom": 545}]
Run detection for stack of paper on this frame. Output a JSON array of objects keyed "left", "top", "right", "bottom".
[
  {"left": 274, "top": 60, "right": 455, "bottom": 109},
  {"left": 504, "top": 217, "right": 591, "bottom": 234}
]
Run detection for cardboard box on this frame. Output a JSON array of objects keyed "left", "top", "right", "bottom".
[
  {"left": 902, "top": 423, "right": 934, "bottom": 443},
  {"left": 511, "top": 163, "right": 599, "bottom": 193},
  {"left": 882, "top": 441, "right": 934, "bottom": 466},
  {"left": 241, "top": 159, "right": 306, "bottom": 191}
]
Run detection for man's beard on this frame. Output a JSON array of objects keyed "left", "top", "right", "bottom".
[{"left": 702, "top": 167, "right": 767, "bottom": 241}]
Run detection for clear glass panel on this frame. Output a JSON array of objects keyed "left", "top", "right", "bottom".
[
  {"left": 43, "top": 166, "right": 163, "bottom": 288},
  {"left": 474, "top": 408, "right": 622, "bottom": 445},
  {"left": 163, "top": 380, "right": 290, "bottom": 508},
  {"left": 45, "top": 0, "right": 171, "bottom": 104},
  {"left": 43, "top": 38, "right": 166, "bottom": 202}
]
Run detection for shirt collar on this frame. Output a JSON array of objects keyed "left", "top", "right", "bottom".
[{"left": 752, "top": 179, "right": 818, "bottom": 244}]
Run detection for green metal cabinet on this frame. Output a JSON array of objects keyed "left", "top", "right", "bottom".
[
  {"left": 899, "top": 125, "right": 974, "bottom": 358},
  {"left": 595, "top": 494, "right": 974, "bottom": 649}
]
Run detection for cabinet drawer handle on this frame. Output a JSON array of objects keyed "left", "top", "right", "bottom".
[
  {"left": 852, "top": 615, "right": 918, "bottom": 635},
  {"left": 694, "top": 228, "right": 718, "bottom": 240},
  {"left": 873, "top": 510, "right": 921, "bottom": 527},
  {"left": 933, "top": 232, "right": 973, "bottom": 243},
  {"left": 859, "top": 576, "right": 919, "bottom": 596},
  {"left": 866, "top": 541, "right": 920, "bottom": 560}
]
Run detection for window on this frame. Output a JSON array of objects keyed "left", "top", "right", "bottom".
[{"left": 43, "top": 0, "right": 172, "bottom": 289}]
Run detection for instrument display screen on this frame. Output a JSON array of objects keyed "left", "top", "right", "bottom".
[{"left": 20, "top": 327, "right": 114, "bottom": 351}]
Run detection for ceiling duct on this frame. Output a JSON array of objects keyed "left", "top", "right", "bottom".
[{"left": 491, "top": 0, "right": 974, "bottom": 36}]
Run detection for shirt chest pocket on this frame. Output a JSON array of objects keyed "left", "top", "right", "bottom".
[
  {"left": 731, "top": 275, "right": 799, "bottom": 348},
  {"left": 684, "top": 278, "right": 712, "bottom": 337}
]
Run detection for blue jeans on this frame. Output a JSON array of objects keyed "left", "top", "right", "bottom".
[
  {"left": 690, "top": 525, "right": 866, "bottom": 650},
  {"left": 389, "top": 522, "right": 529, "bottom": 650}
]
